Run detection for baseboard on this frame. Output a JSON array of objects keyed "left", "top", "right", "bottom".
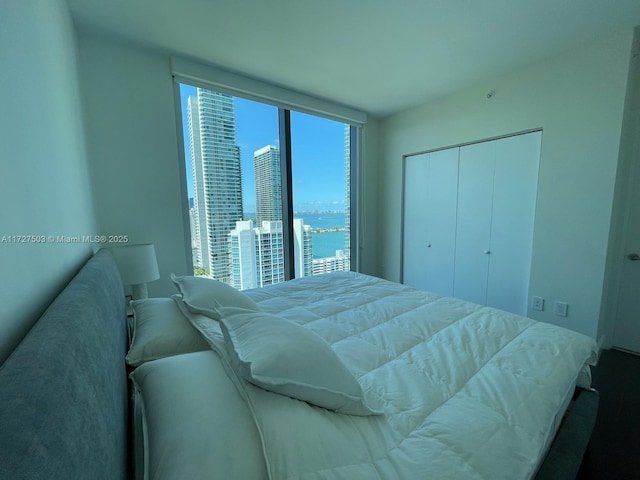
[{"left": 611, "top": 346, "right": 640, "bottom": 357}]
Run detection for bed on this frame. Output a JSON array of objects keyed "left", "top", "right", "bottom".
[{"left": 0, "top": 249, "right": 599, "bottom": 479}]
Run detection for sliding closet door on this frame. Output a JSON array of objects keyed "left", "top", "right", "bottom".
[
  {"left": 454, "top": 141, "right": 495, "bottom": 305},
  {"left": 403, "top": 131, "right": 540, "bottom": 314},
  {"left": 486, "top": 131, "right": 541, "bottom": 314},
  {"left": 402, "top": 148, "right": 458, "bottom": 296}
]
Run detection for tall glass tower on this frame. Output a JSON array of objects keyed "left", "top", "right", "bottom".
[
  {"left": 187, "top": 96, "right": 209, "bottom": 273},
  {"left": 254, "top": 145, "right": 282, "bottom": 224},
  {"left": 188, "top": 89, "right": 243, "bottom": 283}
]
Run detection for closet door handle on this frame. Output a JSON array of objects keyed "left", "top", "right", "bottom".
[
  {"left": 484, "top": 250, "right": 491, "bottom": 255},
  {"left": 628, "top": 253, "right": 640, "bottom": 261}
]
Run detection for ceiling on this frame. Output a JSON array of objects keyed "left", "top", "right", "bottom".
[{"left": 66, "top": 0, "right": 640, "bottom": 118}]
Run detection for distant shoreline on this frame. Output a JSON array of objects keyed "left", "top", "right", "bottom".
[
  {"left": 294, "top": 210, "right": 346, "bottom": 215},
  {"left": 243, "top": 210, "right": 347, "bottom": 217},
  {"left": 312, "top": 226, "right": 347, "bottom": 234}
]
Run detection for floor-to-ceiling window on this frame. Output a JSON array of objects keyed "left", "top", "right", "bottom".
[
  {"left": 290, "top": 111, "right": 352, "bottom": 276},
  {"left": 178, "top": 83, "right": 356, "bottom": 289}
]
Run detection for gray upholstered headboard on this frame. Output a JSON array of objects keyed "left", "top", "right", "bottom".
[{"left": 0, "top": 249, "right": 129, "bottom": 479}]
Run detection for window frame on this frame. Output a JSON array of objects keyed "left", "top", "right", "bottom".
[{"left": 172, "top": 64, "right": 364, "bottom": 280}]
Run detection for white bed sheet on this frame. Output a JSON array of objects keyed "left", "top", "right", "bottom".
[{"left": 225, "top": 272, "right": 598, "bottom": 480}]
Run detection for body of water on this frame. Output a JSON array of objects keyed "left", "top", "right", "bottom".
[
  {"left": 295, "top": 212, "right": 348, "bottom": 259},
  {"left": 312, "top": 231, "right": 348, "bottom": 258},
  {"left": 244, "top": 212, "right": 349, "bottom": 259},
  {"left": 295, "top": 212, "right": 346, "bottom": 230}
]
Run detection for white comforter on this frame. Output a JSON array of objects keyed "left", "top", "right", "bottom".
[{"left": 222, "top": 272, "right": 597, "bottom": 480}]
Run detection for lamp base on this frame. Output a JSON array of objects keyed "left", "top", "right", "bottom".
[{"left": 131, "top": 283, "right": 148, "bottom": 300}]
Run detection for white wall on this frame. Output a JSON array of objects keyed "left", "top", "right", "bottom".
[
  {"left": 77, "top": 36, "right": 194, "bottom": 297},
  {"left": 77, "top": 35, "right": 384, "bottom": 292},
  {"left": 0, "top": 0, "right": 97, "bottom": 362},
  {"left": 378, "top": 30, "right": 633, "bottom": 340}
]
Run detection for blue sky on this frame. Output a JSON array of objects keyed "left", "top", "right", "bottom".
[{"left": 179, "top": 84, "right": 348, "bottom": 213}]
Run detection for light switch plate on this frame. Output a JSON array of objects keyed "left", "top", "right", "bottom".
[
  {"left": 532, "top": 296, "right": 544, "bottom": 311},
  {"left": 554, "top": 301, "right": 568, "bottom": 317}
]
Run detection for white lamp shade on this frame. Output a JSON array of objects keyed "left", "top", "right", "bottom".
[{"left": 112, "top": 244, "right": 160, "bottom": 286}]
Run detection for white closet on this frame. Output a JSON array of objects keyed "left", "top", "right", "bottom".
[
  {"left": 403, "top": 148, "right": 459, "bottom": 296},
  {"left": 402, "top": 131, "right": 541, "bottom": 316}
]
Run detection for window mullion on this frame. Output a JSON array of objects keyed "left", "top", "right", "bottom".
[
  {"left": 349, "top": 125, "right": 358, "bottom": 272},
  {"left": 278, "top": 109, "right": 294, "bottom": 280}
]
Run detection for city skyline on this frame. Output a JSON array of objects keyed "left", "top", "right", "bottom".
[
  {"left": 179, "top": 83, "right": 349, "bottom": 213},
  {"left": 184, "top": 85, "right": 350, "bottom": 285}
]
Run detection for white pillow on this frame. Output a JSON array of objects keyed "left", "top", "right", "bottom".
[
  {"left": 217, "top": 306, "right": 382, "bottom": 416},
  {"left": 125, "top": 297, "right": 212, "bottom": 367},
  {"left": 173, "top": 295, "right": 225, "bottom": 347},
  {"left": 130, "top": 351, "right": 268, "bottom": 480},
  {"left": 170, "top": 273, "right": 260, "bottom": 320}
]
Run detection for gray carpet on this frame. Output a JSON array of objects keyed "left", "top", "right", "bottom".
[{"left": 577, "top": 348, "right": 640, "bottom": 479}]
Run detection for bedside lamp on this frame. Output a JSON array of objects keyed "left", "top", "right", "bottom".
[{"left": 112, "top": 244, "right": 160, "bottom": 300}]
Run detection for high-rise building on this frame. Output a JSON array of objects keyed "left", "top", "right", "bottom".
[
  {"left": 188, "top": 89, "right": 243, "bottom": 283},
  {"left": 312, "top": 250, "right": 348, "bottom": 275},
  {"left": 187, "top": 198, "right": 199, "bottom": 269},
  {"left": 229, "top": 220, "right": 258, "bottom": 290},
  {"left": 229, "top": 220, "right": 284, "bottom": 289},
  {"left": 229, "top": 218, "right": 312, "bottom": 289},
  {"left": 255, "top": 221, "right": 284, "bottom": 287},
  {"left": 187, "top": 96, "right": 209, "bottom": 273},
  {"left": 254, "top": 145, "right": 282, "bottom": 224},
  {"left": 293, "top": 218, "right": 313, "bottom": 278}
]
